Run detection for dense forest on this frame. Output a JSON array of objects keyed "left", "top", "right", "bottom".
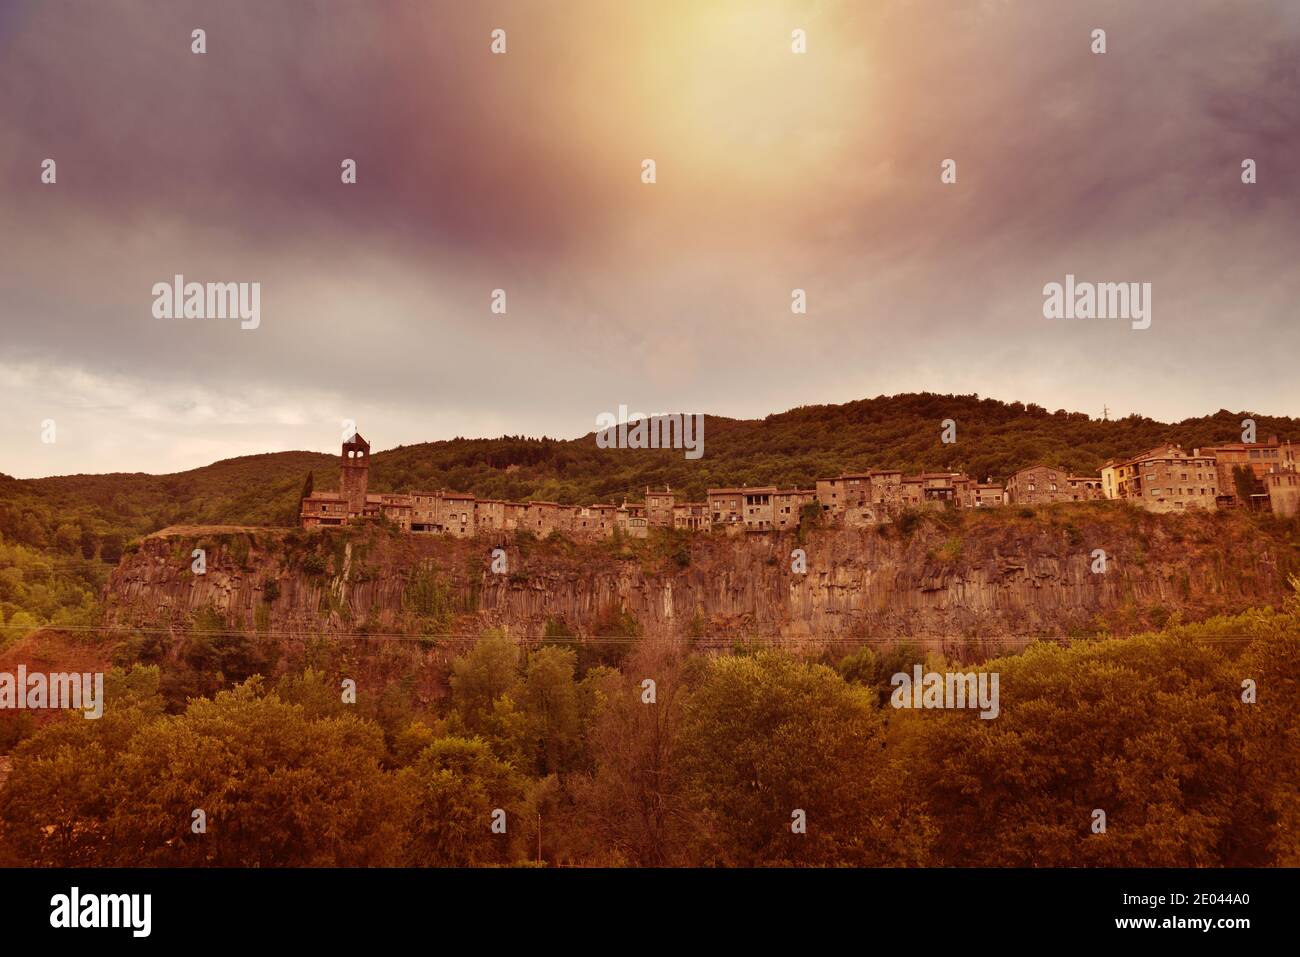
[{"left": 1, "top": 591, "right": 1296, "bottom": 866}]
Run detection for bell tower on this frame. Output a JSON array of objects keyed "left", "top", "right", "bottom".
[{"left": 340, "top": 431, "right": 370, "bottom": 515}]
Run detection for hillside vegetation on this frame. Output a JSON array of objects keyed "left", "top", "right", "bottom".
[{"left": 4, "top": 393, "right": 1296, "bottom": 556}]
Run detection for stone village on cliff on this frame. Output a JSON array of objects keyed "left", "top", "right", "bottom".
[{"left": 301, "top": 431, "right": 1300, "bottom": 539}]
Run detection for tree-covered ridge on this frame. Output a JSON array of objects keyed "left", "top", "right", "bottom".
[
  {"left": 3, "top": 394, "right": 1296, "bottom": 557},
  {"left": 2, "top": 592, "right": 1296, "bottom": 867},
  {"left": 371, "top": 395, "right": 1299, "bottom": 505}
]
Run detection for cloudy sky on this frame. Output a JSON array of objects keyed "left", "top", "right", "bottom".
[{"left": 2, "top": 0, "right": 1298, "bottom": 478}]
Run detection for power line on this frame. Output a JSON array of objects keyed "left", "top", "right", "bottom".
[{"left": 0, "top": 622, "right": 1281, "bottom": 645}]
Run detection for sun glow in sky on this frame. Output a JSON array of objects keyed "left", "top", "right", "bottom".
[{"left": 1, "top": 0, "right": 1298, "bottom": 477}]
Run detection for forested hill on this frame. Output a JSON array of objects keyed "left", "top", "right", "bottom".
[{"left": 2, "top": 393, "right": 1297, "bottom": 556}]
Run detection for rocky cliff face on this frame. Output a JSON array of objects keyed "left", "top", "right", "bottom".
[{"left": 101, "top": 507, "right": 1299, "bottom": 659}]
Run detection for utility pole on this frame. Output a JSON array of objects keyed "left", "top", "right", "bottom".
[{"left": 1102, "top": 405, "right": 1110, "bottom": 422}]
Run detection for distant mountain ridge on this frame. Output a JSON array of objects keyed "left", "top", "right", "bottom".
[{"left": 2, "top": 393, "right": 1297, "bottom": 555}]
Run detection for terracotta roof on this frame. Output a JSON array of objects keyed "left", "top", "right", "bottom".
[
  {"left": 1130, "top": 444, "right": 1185, "bottom": 461},
  {"left": 1203, "top": 442, "right": 1281, "bottom": 454}
]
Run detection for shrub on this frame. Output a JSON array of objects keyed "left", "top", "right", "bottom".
[{"left": 404, "top": 566, "right": 453, "bottom": 636}]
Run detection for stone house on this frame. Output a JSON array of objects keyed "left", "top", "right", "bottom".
[
  {"left": 614, "top": 503, "right": 648, "bottom": 538},
  {"left": 523, "top": 501, "right": 563, "bottom": 536},
  {"left": 1107, "top": 445, "right": 1218, "bottom": 513},
  {"left": 1006, "top": 465, "right": 1102, "bottom": 505},
  {"left": 740, "top": 487, "right": 779, "bottom": 530},
  {"left": 707, "top": 488, "right": 747, "bottom": 526},
  {"left": 1265, "top": 469, "right": 1300, "bottom": 517},
  {"left": 300, "top": 493, "right": 349, "bottom": 528},
  {"left": 672, "top": 502, "right": 711, "bottom": 531},
  {"left": 438, "top": 493, "right": 476, "bottom": 537},
  {"left": 968, "top": 482, "right": 1005, "bottom": 508},
  {"left": 1202, "top": 437, "right": 1296, "bottom": 508},
  {"left": 474, "top": 499, "right": 508, "bottom": 532},
  {"left": 773, "top": 489, "right": 816, "bottom": 530},
  {"left": 644, "top": 486, "right": 675, "bottom": 526}
]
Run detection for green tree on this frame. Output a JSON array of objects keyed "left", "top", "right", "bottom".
[
  {"left": 568, "top": 645, "right": 698, "bottom": 865},
  {"left": 679, "top": 651, "right": 918, "bottom": 865},
  {"left": 449, "top": 633, "right": 521, "bottom": 733},
  {"left": 105, "top": 680, "right": 405, "bottom": 866},
  {"left": 894, "top": 628, "right": 1241, "bottom": 866},
  {"left": 53, "top": 523, "right": 81, "bottom": 555},
  {"left": 398, "top": 735, "right": 523, "bottom": 866},
  {"left": 0, "top": 667, "right": 165, "bottom": 865},
  {"left": 1230, "top": 590, "right": 1300, "bottom": 865},
  {"left": 521, "top": 645, "right": 582, "bottom": 775}
]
